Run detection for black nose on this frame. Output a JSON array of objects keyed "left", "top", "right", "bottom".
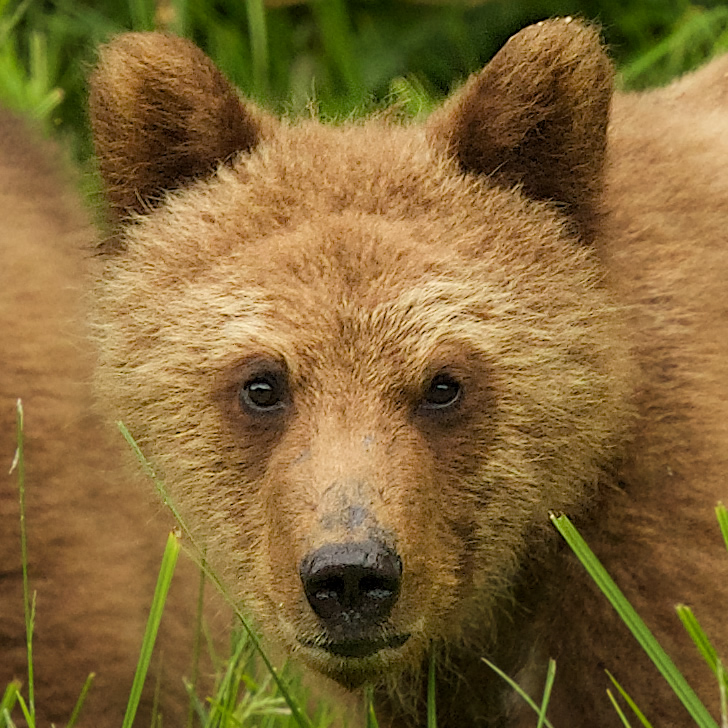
[{"left": 300, "top": 540, "right": 402, "bottom": 632}]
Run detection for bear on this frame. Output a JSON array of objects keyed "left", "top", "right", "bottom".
[
  {"left": 0, "top": 111, "right": 210, "bottom": 726},
  {"left": 86, "top": 19, "right": 728, "bottom": 727}
]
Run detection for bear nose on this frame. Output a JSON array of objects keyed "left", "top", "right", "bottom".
[{"left": 299, "top": 540, "right": 402, "bottom": 630}]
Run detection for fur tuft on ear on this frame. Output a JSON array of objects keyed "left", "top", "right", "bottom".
[
  {"left": 89, "top": 32, "right": 271, "bottom": 219},
  {"left": 428, "top": 18, "right": 613, "bottom": 242}
]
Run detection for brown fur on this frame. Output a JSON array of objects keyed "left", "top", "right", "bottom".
[
  {"left": 0, "top": 112, "right": 210, "bottom": 726},
  {"left": 86, "top": 21, "right": 728, "bottom": 726}
]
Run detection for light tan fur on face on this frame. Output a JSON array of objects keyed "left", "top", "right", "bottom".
[{"left": 89, "top": 21, "right": 728, "bottom": 727}]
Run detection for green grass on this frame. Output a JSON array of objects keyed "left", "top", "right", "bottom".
[
  {"left": 1, "top": 404, "right": 344, "bottom": 728},
  {"left": 121, "top": 532, "right": 181, "bottom": 728},
  {"left": 2, "top": 0, "right": 727, "bottom": 161},
  {"left": 551, "top": 512, "right": 728, "bottom": 727},
  {"left": 117, "top": 422, "right": 321, "bottom": 728},
  {"left": 7, "top": 406, "right": 726, "bottom": 727},
  {"left": 2, "top": 3, "right": 727, "bottom": 725},
  {"left": 2, "top": 410, "right": 424, "bottom": 728}
]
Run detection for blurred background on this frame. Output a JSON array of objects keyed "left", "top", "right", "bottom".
[{"left": 1, "top": 0, "right": 727, "bottom": 162}]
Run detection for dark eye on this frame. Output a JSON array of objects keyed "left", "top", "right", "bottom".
[
  {"left": 421, "top": 373, "right": 462, "bottom": 410},
  {"left": 239, "top": 372, "right": 288, "bottom": 413}
]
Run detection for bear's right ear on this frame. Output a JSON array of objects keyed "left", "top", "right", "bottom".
[
  {"left": 427, "top": 18, "right": 613, "bottom": 242},
  {"left": 89, "top": 32, "right": 270, "bottom": 219}
]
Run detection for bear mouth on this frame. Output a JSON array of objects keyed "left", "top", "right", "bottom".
[{"left": 301, "top": 632, "right": 410, "bottom": 658}]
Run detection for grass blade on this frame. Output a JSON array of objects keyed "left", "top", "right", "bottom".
[
  {"left": 13, "top": 401, "right": 34, "bottom": 723},
  {"left": 551, "top": 513, "right": 718, "bottom": 728},
  {"left": 310, "top": 0, "right": 362, "bottom": 98},
  {"left": 14, "top": 695, "right": 31, "bottom": 728},
  {"left": 117, "top": 422, "right": 315, "bottom": 728},
  {"left": 65, "top": 674, "right": 95, "bottom": 728},
  {"left": 536, "top": 659, "right": 556, "bottom": 728},
  {"left": 676, "top": 605, "right": 721, "bottom": 676},
  {"left": 607, "top": 689, "right": 634, "bottom": 727},
  {"left": 427, "top": 649, "right": 437, "bottom": 728},
  {"left": 245, "top": 0, "right": 268, "bottom": 99},
  {"left": 717, "top": 661, "right": 727, "bottom": 728},
  {"left": 121, "top": 531, "right": 181, "bottom": 728},
  {"left": 482, "top": 659, "right": 555, "bottom": 728},
  {"left": 716, "top": 503, "right": 728, "bottom": 553},
  {"left": 606, "top": 671, "right": 653, "bottom": 728},
  {"left": 365, "top": 686, "right": 379, "bottom": 728},
  {"left": 0, "top": 682, "right": 21, "bottom": 728}
]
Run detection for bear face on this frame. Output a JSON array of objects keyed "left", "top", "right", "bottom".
[
  {"left": 89, "top": 18, "right": 728, "bottom": 726},
  {"left": 90, "top": 21, "right": 631, "bottom": 692}
]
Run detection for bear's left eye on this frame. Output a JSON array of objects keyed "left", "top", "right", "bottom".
[
  {"left": 421, "top": 373, "right": 462, "bottom": 411},
  {"left": 239, "top": 372, "right": 288, "bottom": 414}
]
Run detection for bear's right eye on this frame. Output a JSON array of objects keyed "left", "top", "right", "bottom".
[
  {"left": 421, "top": 372, "right": 462, "bottom": 411},
  {"left": 239, "top": 372, "right": 288, "bottom": 414}
]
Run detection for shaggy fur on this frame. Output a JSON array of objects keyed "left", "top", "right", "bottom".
[
  {"left": 86, "top": 20, "right": 728, "bottom": 726},
  {"left": 0, "top": 112, "right": 209, "bottom": 727}
]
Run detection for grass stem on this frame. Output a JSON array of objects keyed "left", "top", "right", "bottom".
[
  {"left": 13, "top": 401, "right": 34, "bottom": 722},
  {"left": 121, "top": 531, "right": 181, "bottom": 728}
]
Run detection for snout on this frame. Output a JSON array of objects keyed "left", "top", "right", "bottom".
[{"left": 299, "top": 539, "right": 410, "bottom": 658}]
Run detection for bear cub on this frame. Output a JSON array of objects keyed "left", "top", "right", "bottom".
[{"left": 88, "top": 19, "right": 728, "bottom": 727}]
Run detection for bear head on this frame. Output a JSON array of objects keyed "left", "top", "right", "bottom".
[{"left": 89, "top": 19, "right": 631, "bottom": 689}]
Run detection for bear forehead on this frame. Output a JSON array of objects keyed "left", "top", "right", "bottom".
[
  {"left": 110, "top": 119, "right": 602, "bottom": 377},
  {"left": 126, "top": 119, "right": 554, "bottom": 267},
  {"left": 121, "top": 119, "right": 574, "bottom": 303}
]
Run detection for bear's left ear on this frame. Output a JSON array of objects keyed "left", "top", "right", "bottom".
[
  {"left": 89, "top": 32, "right": 273, "bottom": 219},
  {"left": 427, "top": 18, "right": 613, "bottom": 242}
]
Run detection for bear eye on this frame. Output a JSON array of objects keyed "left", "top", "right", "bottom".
[
  {"left": 239, "top": 372, "right": 288, "bottom": 414},
  {"left": 421, "top": 373, "right": 462, "bottom": 410}
]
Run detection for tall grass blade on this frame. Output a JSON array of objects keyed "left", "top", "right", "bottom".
[
  {"left": 481, "top": 659, "right": 555, "bottom": 728},
  {"left": 206, "top": 633, "right": 247, "bottom": 724},
  {"left": 121, "top": 531, "right": 181, "bottom": 728},
  {"left": 716, "top": 503, "right": 728, "bottom": 553},
  {"left": 607, "top": 689, "right": 634, "bottom": 727},
  {"left": 606, "top": 671, "right": 653, "bottom": 728},
  {"left": 310, "top": 0, "right": 361, "bottom": 98},
  {"left": 0, "top": 0, "right": 31, "bottom": 46},
  {"left": 0, "top": 682, "right": 21, "bottom": 728},
  {"left": 620, "top": 7, "right": 728, "bottom": 87},
  {"left": 245, "top": 0, "right": 268, "bottom": 99},
  {"left": 551, "top": 513, "right": 718, "bottom": 728},
  {"left": 117, "top": 422, "right": 315, "bottom": 728},
  {"left": 717, "top": 661, "right": 727, "bottom": 728},
  {"left": 66, "top": 674, "right": 95, "bottom": 728},
  {"left": 676, "top": 605, "right": 721, "bottom": 676},
  {"left": 14, "top": 695, "right": 31, "bottom": 727},
  {"left": 365, "top": 686, "right": 379, "bottom": 728},
  {"left": 129, "top": 0, "right": 155, "bottom": 31},
  {"left": 427, "top": 649, "right": 437, "bottom": 728},
  {"left": 536, "top": 659, "right": 556, "bottom": 728},
  {"left": 13, "top": 401, "right": 34, "bottom": 722}
]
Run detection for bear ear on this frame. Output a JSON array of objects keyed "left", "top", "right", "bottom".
[
  {"left": 427, "top": 18, "right": 613, "bottom": 242},
  {"left": 89, "top": 32, "right": 271, "bottom": 219}
]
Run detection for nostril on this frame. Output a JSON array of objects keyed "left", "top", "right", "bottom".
[
  {"left": 360, "top": 574, "right": 398, "bottom": 602},
  {"left": 300, "top": 540, "right": 402, "bottom": 630}
]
